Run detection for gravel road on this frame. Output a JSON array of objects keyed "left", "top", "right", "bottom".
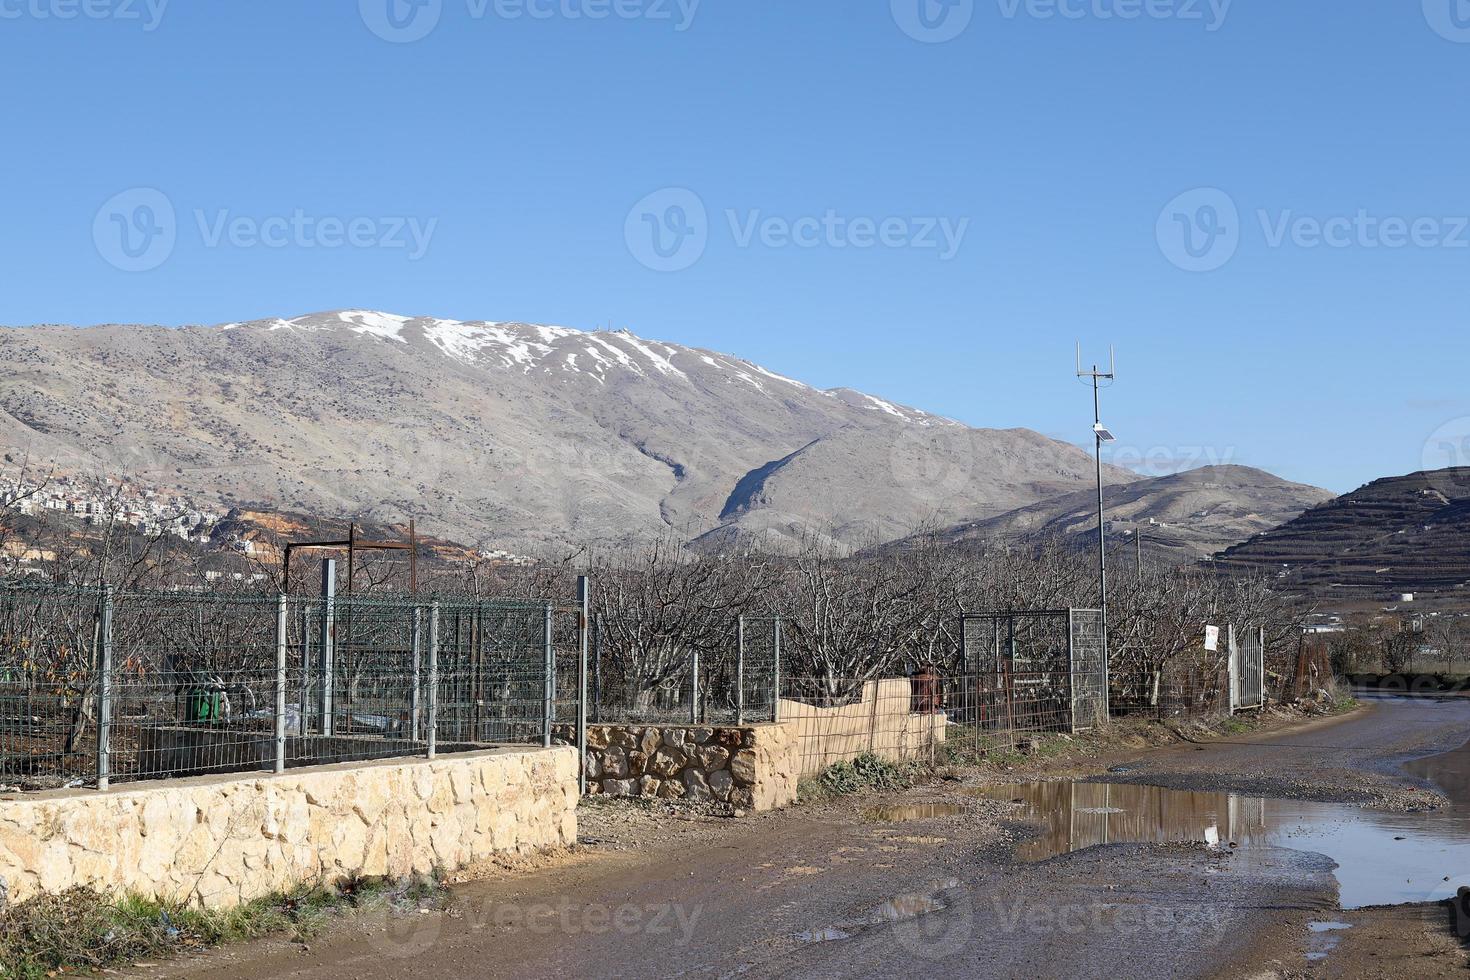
[{"left": 147, "top": 695, "right": 1470, "bottom": 979}]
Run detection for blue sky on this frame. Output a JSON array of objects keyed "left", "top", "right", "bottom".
[{"left": 2, "top": 0, "right": 1468, "bottom": 494}]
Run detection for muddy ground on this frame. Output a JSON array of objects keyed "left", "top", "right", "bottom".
[{"left": 144, "top": 695, "right": 1470, "bottom": 979}]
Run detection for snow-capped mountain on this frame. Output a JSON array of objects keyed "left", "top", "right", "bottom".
[{"left": 0, "top": 311, "right": 1137, "bottom": 552}]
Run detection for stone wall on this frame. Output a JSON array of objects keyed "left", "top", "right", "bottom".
[
  {"left": 0, "top": 746, "right": 577, "bottom": 908},
  {"left": 558, "top": 723, "right": 797, "bottom": 811}
]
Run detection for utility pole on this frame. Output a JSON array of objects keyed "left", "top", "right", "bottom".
[{"left": 1077, "top": 345, "right": 1117, "bottom": 674}]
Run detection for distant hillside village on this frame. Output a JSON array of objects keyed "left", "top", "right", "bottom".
[
  {"left": 1, "top": 474, "right": 227, "bottom": 544},
  {"left": 0, "top": 471, "right": 533, "bottom": 586}
]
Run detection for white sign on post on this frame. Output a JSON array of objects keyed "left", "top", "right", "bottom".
[{"left": 1204, "top": 626, "right": 1220, "bottom": 652}]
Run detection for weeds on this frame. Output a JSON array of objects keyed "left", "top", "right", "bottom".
[
  {"left": 808, "top": 754, "right": 923, "bottom": 798},
  {"left": 0, "top": 872, "right": 447, "bottom": 979}
]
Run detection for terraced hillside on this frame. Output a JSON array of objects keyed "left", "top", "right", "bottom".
[{"left": 1215, "top": 468, "right": 1470, "bottom": 602}]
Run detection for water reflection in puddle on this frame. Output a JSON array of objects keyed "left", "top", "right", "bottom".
[
  {"left": 971, "top": 781, "right": 1470, "bottom": 908},
  {"left": 1306, "top": 921, "right": 1352, "bottom": 961},
  {"left": 863, "top": 803, "right": 964, "bottom": 822},
  {"left": 793, "top": 879, "right": 960, "bottom": 945}
]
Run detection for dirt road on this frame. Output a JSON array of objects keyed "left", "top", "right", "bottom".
[{"left": 152, "top": 695, "right": 1470, "bottom": 979}]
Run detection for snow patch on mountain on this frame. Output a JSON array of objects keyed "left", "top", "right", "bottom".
[{"left": 216, "top": 310, "right": 953, "bottom": 427}]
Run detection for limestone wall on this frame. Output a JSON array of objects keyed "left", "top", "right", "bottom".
[
  {"left": 0, "top": 746, "right": 577, "bottom": 908},
  {"left": 558, "top": 723, "right": 797, "bottom": 811},
  {"left": 779, "top": 678, "right": 946, "bottom": 779}
]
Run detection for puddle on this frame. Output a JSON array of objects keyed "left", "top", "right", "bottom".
[
  {"left": 972, "top": 779, "right": 1470, "bottom": 908},
  {"left": 793, "top": 879, "right": 960, "bottom": 946},
  {"left": 1306, "top": 920, "right": 1352, "bottom": 962},
  {"left": 863, "top": 803, "right": 964, "bottom": 822}
]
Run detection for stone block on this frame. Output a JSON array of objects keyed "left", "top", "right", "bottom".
[
  {"left": 730, "top": 750, "right": 757, "bottom": 786},
  {"left": 649, "top": 746, "right": 687, "bottom": 778}
]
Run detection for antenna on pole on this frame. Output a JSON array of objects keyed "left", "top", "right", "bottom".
[
  {"left": 1076, "top": 341, "right": 1118, "bottom": 714},
  {"left": 1076, "top": 343, "right": 1116, "bottom": 382}
]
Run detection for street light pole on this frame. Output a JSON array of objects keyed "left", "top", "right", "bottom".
[{"left": 1077, "top": 346, "right": 1117, "bottom": 671}]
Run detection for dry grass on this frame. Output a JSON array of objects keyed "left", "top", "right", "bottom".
[{"left": 0, "top": 873, "right": 447, "bottom": 979}]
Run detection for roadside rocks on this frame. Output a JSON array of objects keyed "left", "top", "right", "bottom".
[{"left": 553, "top": 723, "right": 797, "bottom": 811}]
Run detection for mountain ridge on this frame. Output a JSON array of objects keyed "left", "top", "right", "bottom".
[
  {"left": 0, "top": 310, "right": 1141, "bottom": 552},
  {"left": 915, "top": 464, "right": 1335, "bottom": 562}
]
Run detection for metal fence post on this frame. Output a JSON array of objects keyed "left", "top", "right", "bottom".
[
  {"left": 735, "top": 616, "right": 745, "bottom": 726},
  {"left": 690, "top": 649, "right": 700, "bottom": 725},
  {"left": 96, "top": 585, "right": 114, "bottom": 792},
  {"left": 543, "top": 601, "right": 554, "bottom": 748},
  {"left": 274, "top": 595, "right": 287, "bottom": 773},
  {"left": 319, "top": 559, "right": 336, "bottom": 736},
  {"left": 771, "top": 615, "right": 782, "bottom": 723},
  {"left": 576, "top": 576, "right": 590, "bottom": 794},
  {"left": 427, "top": 602, "right": 439, "bottom": 759},
  {"left": 410, "top": 606, "right": 422, "bottom": 741}
]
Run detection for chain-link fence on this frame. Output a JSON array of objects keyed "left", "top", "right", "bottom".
[{"left": 0, "top": 583, "right": 589, "bottom": 792}]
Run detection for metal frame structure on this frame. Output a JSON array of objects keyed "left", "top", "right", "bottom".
[
  {"left": 960, "top": 609, "right": 1108, "bottom": 734},
  {"left": 1229, "top": 625, "right": 1266, "bottom": 713},
  {"left": 281, "top": 520, "right": 419, "bottom": 595}
]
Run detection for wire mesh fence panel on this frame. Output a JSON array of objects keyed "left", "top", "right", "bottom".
[
  {"left": 590, "top": 623, "right": 693, "bottom": 725},
  {"left": 1068, "top": 608, "right": 1107, "bottom": 731},
  {"left": 590, "top": 613, "right": 711, "bottom": 725},
  {"left": 738, "top": 616, "right": 781, "bottom": 723},
  {"left": 779, "top": 674, "right": 945, "bottom": 779},
  {"left": 1109, "top": 660, "right": 1230, "bottom": 721},
  {"left": 961, "top": 611, "right": 1097, "bottom": 735},
  {"left": 0, "top": 584, "right": 586, "bottom": 791},
  {"left": 108, "top": 592, "right": 287, "bottom": 783},
  {"left": 696, "top": 616, "right": 781, "bottom": 726},
  {"left": 0, "top": 585, "right": 107, "bottom": 789},
  {"left": 433, "top": 600, "right": 558, "bottom": 750},
  {"left": 322, "top": 597, "right": 419, "bottom": 744},
  {"left": 961, "top": 612, "right": 1070, "bottom": 675}
]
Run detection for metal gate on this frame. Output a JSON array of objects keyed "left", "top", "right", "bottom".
[
  {"left": 1230, "top": 626, "right": 1265, "bottom": 712},
  {"left": 1068, "top": 609, "right": 1108, "bottom": 731},
  {"left": 959, "top": 609, "right": 1107, "bottom": 734}
]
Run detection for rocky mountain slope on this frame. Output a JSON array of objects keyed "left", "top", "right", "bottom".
[
  {"left": 0, "top": 310, "right": 1141, "bottom": 553},
  {"left": 1216, "top": 468, "right": 1470, "bottom": 602},
  {"left": 921, "top": 465, "right": 1335, "bottom": 562}
]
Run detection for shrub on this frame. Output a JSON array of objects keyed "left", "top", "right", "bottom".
[{"left": 815, "top": 753, "right": 920, "bottom": 795}]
